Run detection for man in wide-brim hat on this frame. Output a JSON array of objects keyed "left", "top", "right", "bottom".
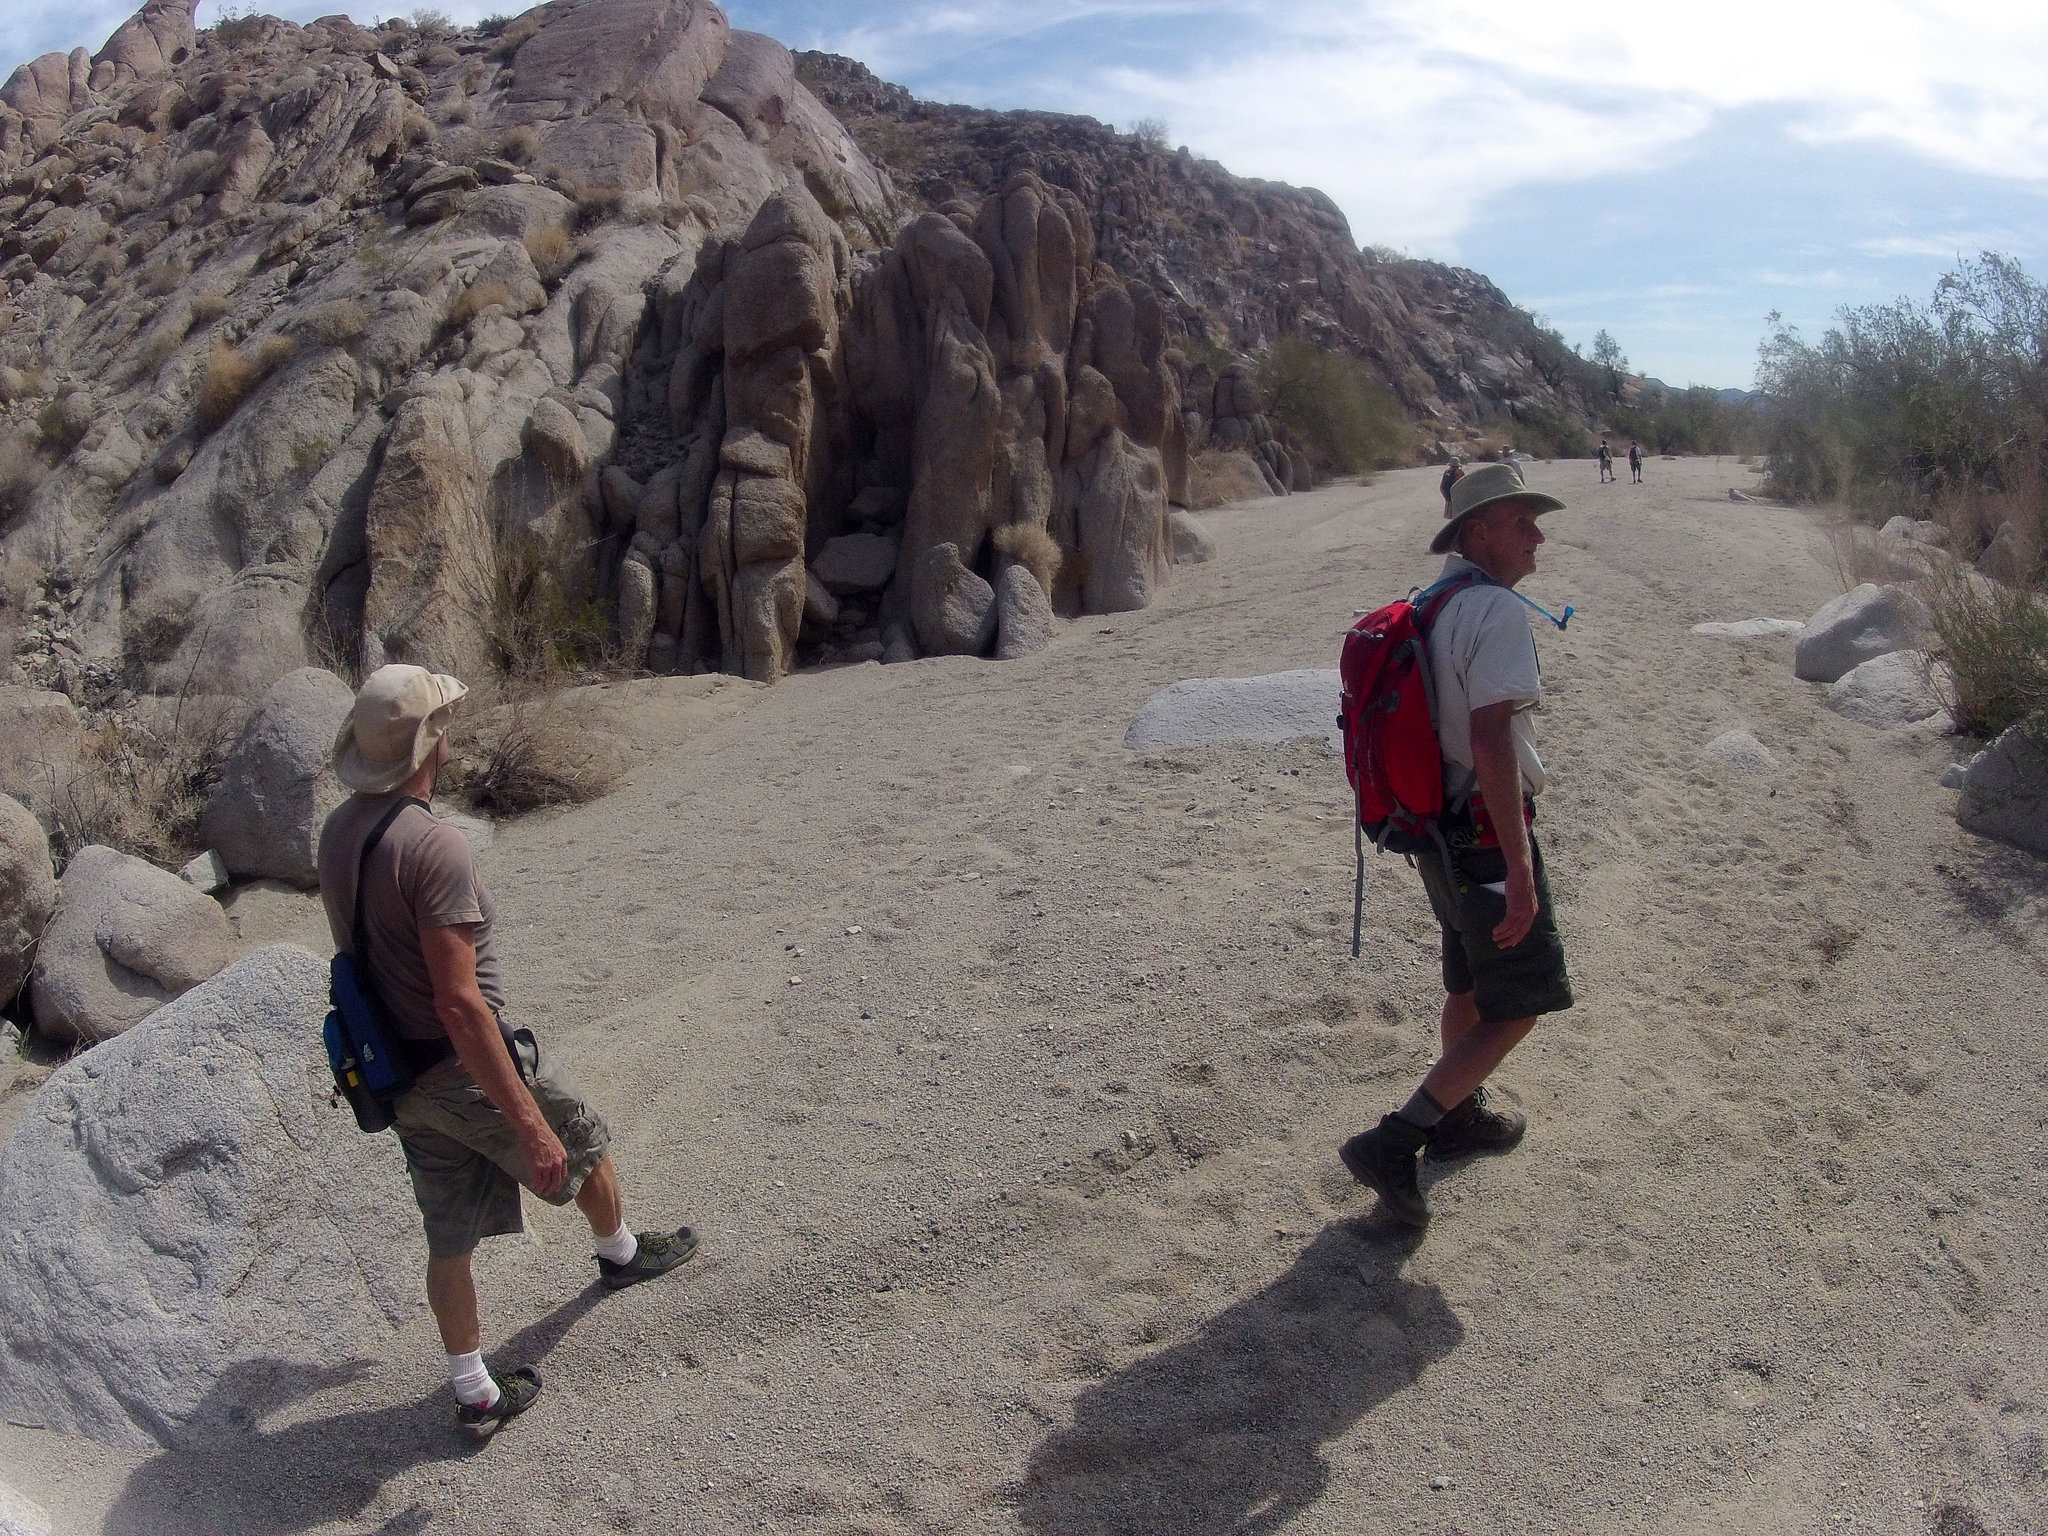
[
  {"left": 1341, "top": 461, "right": 1577, "bottom": 1227},
  {"left": 319, "top": 664, "right": 699, "bottom": 1431}
]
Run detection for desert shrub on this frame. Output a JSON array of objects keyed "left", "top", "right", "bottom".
[
  {"left": 208, "top": 6, "right": 267, "bottom": 47},
  {"left": 0, "top": 366, "right": 32, "bottom": 404},
  {"left": 196, "top": 339, "right": 261, "bottom": 430},
  {"left": 421, "top": 44, "right": 461, "bottom": 68},
  {"left": 523, "top": 226, "right": 576, "bottom": 285},
  {"left": 1759, "top": 254, "right": 2047, "bottom": 557},
  {"left": 1129, "top": 117, "right": 1170, "bottom": 151},
  {"left": 477, "top": 14, "right": 513, "bottom": 38},
  {"left": 1254, "top": 335, "right": 1406, "bottom": 478},
  {"left": 1511, "top": 404, "right": 1594, "bottom": 460},
  {"left": 993, "top": 522, "right": 1062, "bottom": 598},
  {"left": 190, "top": 287, "right": 230, "bottom": 323},
  {"left": 410, "top": 7, "right": 451, "bottom": 32},
  {"left": 499, "top": 125, "right": 539, "bottom": 163},
  {"left": 438, "top": 95, "right": 474, "bottom": 125},
  {"left": 452, "top": 695, "right": 623, "bottom": 815},
  {"left": 471, "top": 529, "right": 609, "bottom": 681},
  {"left": 1925, "top": 559, "right": 2048, "bottom": 737},
  {"left": 448, "top": 281, "right": 514, "bottom": 327},
  {"left": 35, "top": 391, "right": 94, "bottom": 452},
  {"left": 254, "top": 333, "right": 296, "bottom": 371},
  {"left": 296, "top": 298, "right": 367, "bottom": 346},
  {"left": 1186, "top": 449, "right": 1272, "bottom": 509},
  {"left": 1606, "top": 383, "right": 1760, "bottom": 457},
  {"left": 1, "top": 428, "right": 50, "bottom": 522},
  {"left": 569, "top": 180, "right": 626, "bottom": 230},
  {"left": 489, "top": 10, "right": 545, "bottom": 57},
  {"left": 45, "top": 700, "right": 241, "bottom": 870},
  {"left": 136, "top": 323, "right": 185, "bottom": 376}
]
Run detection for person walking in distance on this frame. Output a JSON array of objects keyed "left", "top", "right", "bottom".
[
  {"left": 318, "top": 665, "right": 699, "bottom": 1429},
  {"left": 1628, "top": 440, "right": 1643, "bottom": 483},
  {"left": 1439, "top": 454, "right": 1464, "bottom": 511},
  {"left": 1340, "top": 464, "right": 1575, "bottom": 1226},
  {"left": 1597, "top": 437, "right": 1614, "bottom": 483}
]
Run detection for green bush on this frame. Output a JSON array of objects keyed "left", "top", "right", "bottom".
[
  {"left": 1254, "top": 336, "right": 1407, "bottom": 478},
  {"left": 1927, "top": 560, "right": 2048, "bottom": 737},
  {"left": 1757, "top": 253, "right": 2046, "bottom": 551}
]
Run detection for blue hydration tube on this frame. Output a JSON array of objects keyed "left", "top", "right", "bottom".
[{"left": 1505, "top": 588, "right": 1574, "bottom": 630}]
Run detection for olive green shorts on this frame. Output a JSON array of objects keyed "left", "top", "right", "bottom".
[
  {"left": 390, "top": 1030, "right": 613, "bottom": 1259},
  {"left": 1416, "top": 833, "right": 1575, "bottom": 1025}
]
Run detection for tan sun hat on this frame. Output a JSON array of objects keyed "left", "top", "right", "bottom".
[
  {"left": 333, "top": 664, "right": 469, "bottom": 794},
  {"left": 1430, "top": 460, "right": 1566, "bottom": 555}
]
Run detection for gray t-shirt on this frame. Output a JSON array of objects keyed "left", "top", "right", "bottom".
[
  {"left": 317, "top": 795, "right": 504, "bottom": 1041},
  {"left": 1425, "top": 554, "right": 1547, "bottom": 804}
]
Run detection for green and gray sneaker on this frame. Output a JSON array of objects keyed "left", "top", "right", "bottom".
[
  {"left": 1425, "top": 1085, "right": 1527, "bottom": 1162},
  {"left": 456, "top": 1365, "right": 542, "bottom": 1430},
  {"left": 598, "top": 1226, "right": 700, "bottom": 1291}
]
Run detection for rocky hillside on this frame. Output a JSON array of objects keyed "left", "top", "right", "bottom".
[
  {"left": 797, "top": 52, "right": 1604, "bottom": 451},
  {"left": 1, "top": 0, "right": 1598, "bottom": 715}
]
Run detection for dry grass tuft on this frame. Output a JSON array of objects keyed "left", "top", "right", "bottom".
[
  {"left": 45, "top": 698, "right": 242, "bottom": 870},
  {"left": 297, "top": 298, "right": 367, "bottom": 346},
  {"left": 499, "top": 125, "right": 539, "bottom": 163},
  {"left": 448, "top": 281, "right": 515, "bottom": 327},
  {"left": 196, "top": 340, "right": 260, "bottom": 431},
  {"left": 35, "top": 391, "right": 94, "bottom": 453},
  {"left": 523, "top": 225, "right": 576, "bottom": 286},
  {"left": 1187, "top": 448, "right": 1273, "bottom": 509},
  {"left": 190, "top": 287, "right": 230, "bottom": 324},
  {"left": 254, "top": 333, "right": 297, "bottom": 371},
  {"left": 993, "top": 522, "right": 1062, "bottom": 598},
  {"left": 451, "top": 694, "right": 624, "bottom": 816}
]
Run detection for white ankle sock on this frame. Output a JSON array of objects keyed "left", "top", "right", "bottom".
[
  {"left": 448, "top": 1349, "right": 499, "bottom": 1408},
  {"left": 594, "top": 1222, "right": 638, "bottom": 1266}
]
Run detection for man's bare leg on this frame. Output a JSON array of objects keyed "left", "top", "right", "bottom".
[
  {"left": 574, "top": 1154, "right": 625, "bottom": 1238},
  {"left": 1438, "top": 989, "right": 1482, "bottom": 1058},
  {"left": 1425, "top": 1011, "right": 1537, "bottom": 1110},
  {"left": 426, "top": 1252, "right": 481, "bottom": 1355}
]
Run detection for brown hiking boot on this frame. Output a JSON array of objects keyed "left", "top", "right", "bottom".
[
  {"left": 1425, "top": 1085, "right": 1526, "bottom": 1162},
  {"left": 1339, "top": 1116, "right": 1430, "bottom": 1227}
]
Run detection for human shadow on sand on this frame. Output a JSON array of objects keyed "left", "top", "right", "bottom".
[
  {"left": 1017, "top": 1221, "right": 1461, "bottom": 1536},
  {"left": 103, "top": 1283, "right": 606, "bottom": 1536}
]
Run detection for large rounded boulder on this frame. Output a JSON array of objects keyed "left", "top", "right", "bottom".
[
  {"left": 197, "top": 667, "right": 355, "bottom": 888},
  {"left": 0, "top": 795, "right": 56, "bottom": 1008},
  {"left": 0, "top": 946, "right": 419, "bottom": 1448},
  {"left": 29, "top": 845, "right": 236, "bottom": 1046}
]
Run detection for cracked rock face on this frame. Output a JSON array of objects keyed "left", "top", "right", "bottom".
[{"left": 0, "top": 945, "right": 422, "bottom": 1449}]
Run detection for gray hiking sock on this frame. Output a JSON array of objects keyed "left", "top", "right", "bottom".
[{"left": 1394, "top": 1086, "right": 1449, "bottom": 1132}]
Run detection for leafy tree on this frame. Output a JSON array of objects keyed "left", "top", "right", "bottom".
[{"left": 1254, "top": 336, "right": 1407, "bottom": 477}]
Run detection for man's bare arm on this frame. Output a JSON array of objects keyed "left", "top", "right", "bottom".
[
  {"left": 1470, "top": 700, "right": 1538, "bottom": 949},
  {"left": 420, "top": 922, "right": 568, "bottom": 1195}
]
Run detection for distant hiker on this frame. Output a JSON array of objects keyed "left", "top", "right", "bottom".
[
  {"left": 1628, "top": 441, "right": 1643, "bottom": 483},
  {"left": 1439, "top": 456, "right": 1464, "bottom": 510},
  {"left": 318, "top": 665, "right": 698, "bottom": 1431},
  {"left": 1597, "top": 438, "right": 1614, "bottom": 483},
  {"left": 1340, "top": 464, "right": 1575, "bottom": 1226}
]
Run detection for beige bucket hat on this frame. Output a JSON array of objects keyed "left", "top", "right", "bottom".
[
  {"left": 1431, "top": 460, "right": 1566, "bottom": 554},
  {"left": 333, "top": 664, "right": 469, "bottom": 794}
]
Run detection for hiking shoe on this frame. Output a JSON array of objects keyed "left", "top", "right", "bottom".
[
  {"left": 1425, "top": 1086, "right": 1527, "bottom": 1162},
  {"left": 1339, "top": 1117, "right": 1429, "bottom": 1227},
  {"left": 455, "top": 1365, "right": 541, "bottom": 1431},
  {"left": 598, "top": 1226, "right": 700, "bottom": 1291}
]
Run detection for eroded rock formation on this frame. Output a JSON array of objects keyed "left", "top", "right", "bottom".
[{"left": 2, "top": 0, "right": 1602, "bottom": 704}]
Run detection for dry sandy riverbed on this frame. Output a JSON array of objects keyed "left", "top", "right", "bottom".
[{"left": 3, "top": 457, "right": 2044, "bottom": 1535}]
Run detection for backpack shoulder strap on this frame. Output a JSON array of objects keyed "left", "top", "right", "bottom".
[
  {"left": 351, "top": 797, "right": 432, "bottom": 963},
  {"left": 1413, "top": 571, "right": 1482, "bottom": 632}
]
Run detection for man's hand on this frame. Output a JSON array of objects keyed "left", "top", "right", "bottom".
[
  {"left": 517, "top": 1120, "right": 569, "bottom": 1197},
  {"left": 1494, "top": 869, "right": 1538, "bottom": 949},
  {"left": 422, "top": 922, "right": 565, "bottom": 1196}
]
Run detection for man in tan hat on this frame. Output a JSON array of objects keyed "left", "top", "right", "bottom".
[
  {"left": 1340, "top": 462, "right": 1576, "bottom": 1226},
  {"left": 318, "top": 664, "right": 697, "bottom": 1430}
]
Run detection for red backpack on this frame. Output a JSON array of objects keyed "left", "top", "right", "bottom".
[{"left": 1338, "top": 575, "right": 1474, "bottom": 954}]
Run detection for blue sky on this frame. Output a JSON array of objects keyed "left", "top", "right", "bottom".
[{"left": 8, "top": 0, "right": 2045, "bottom": 389}]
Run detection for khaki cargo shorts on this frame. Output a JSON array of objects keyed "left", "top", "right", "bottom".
[{"left": 391, "top": 1029, "right": 613, "bottom": 1259}]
